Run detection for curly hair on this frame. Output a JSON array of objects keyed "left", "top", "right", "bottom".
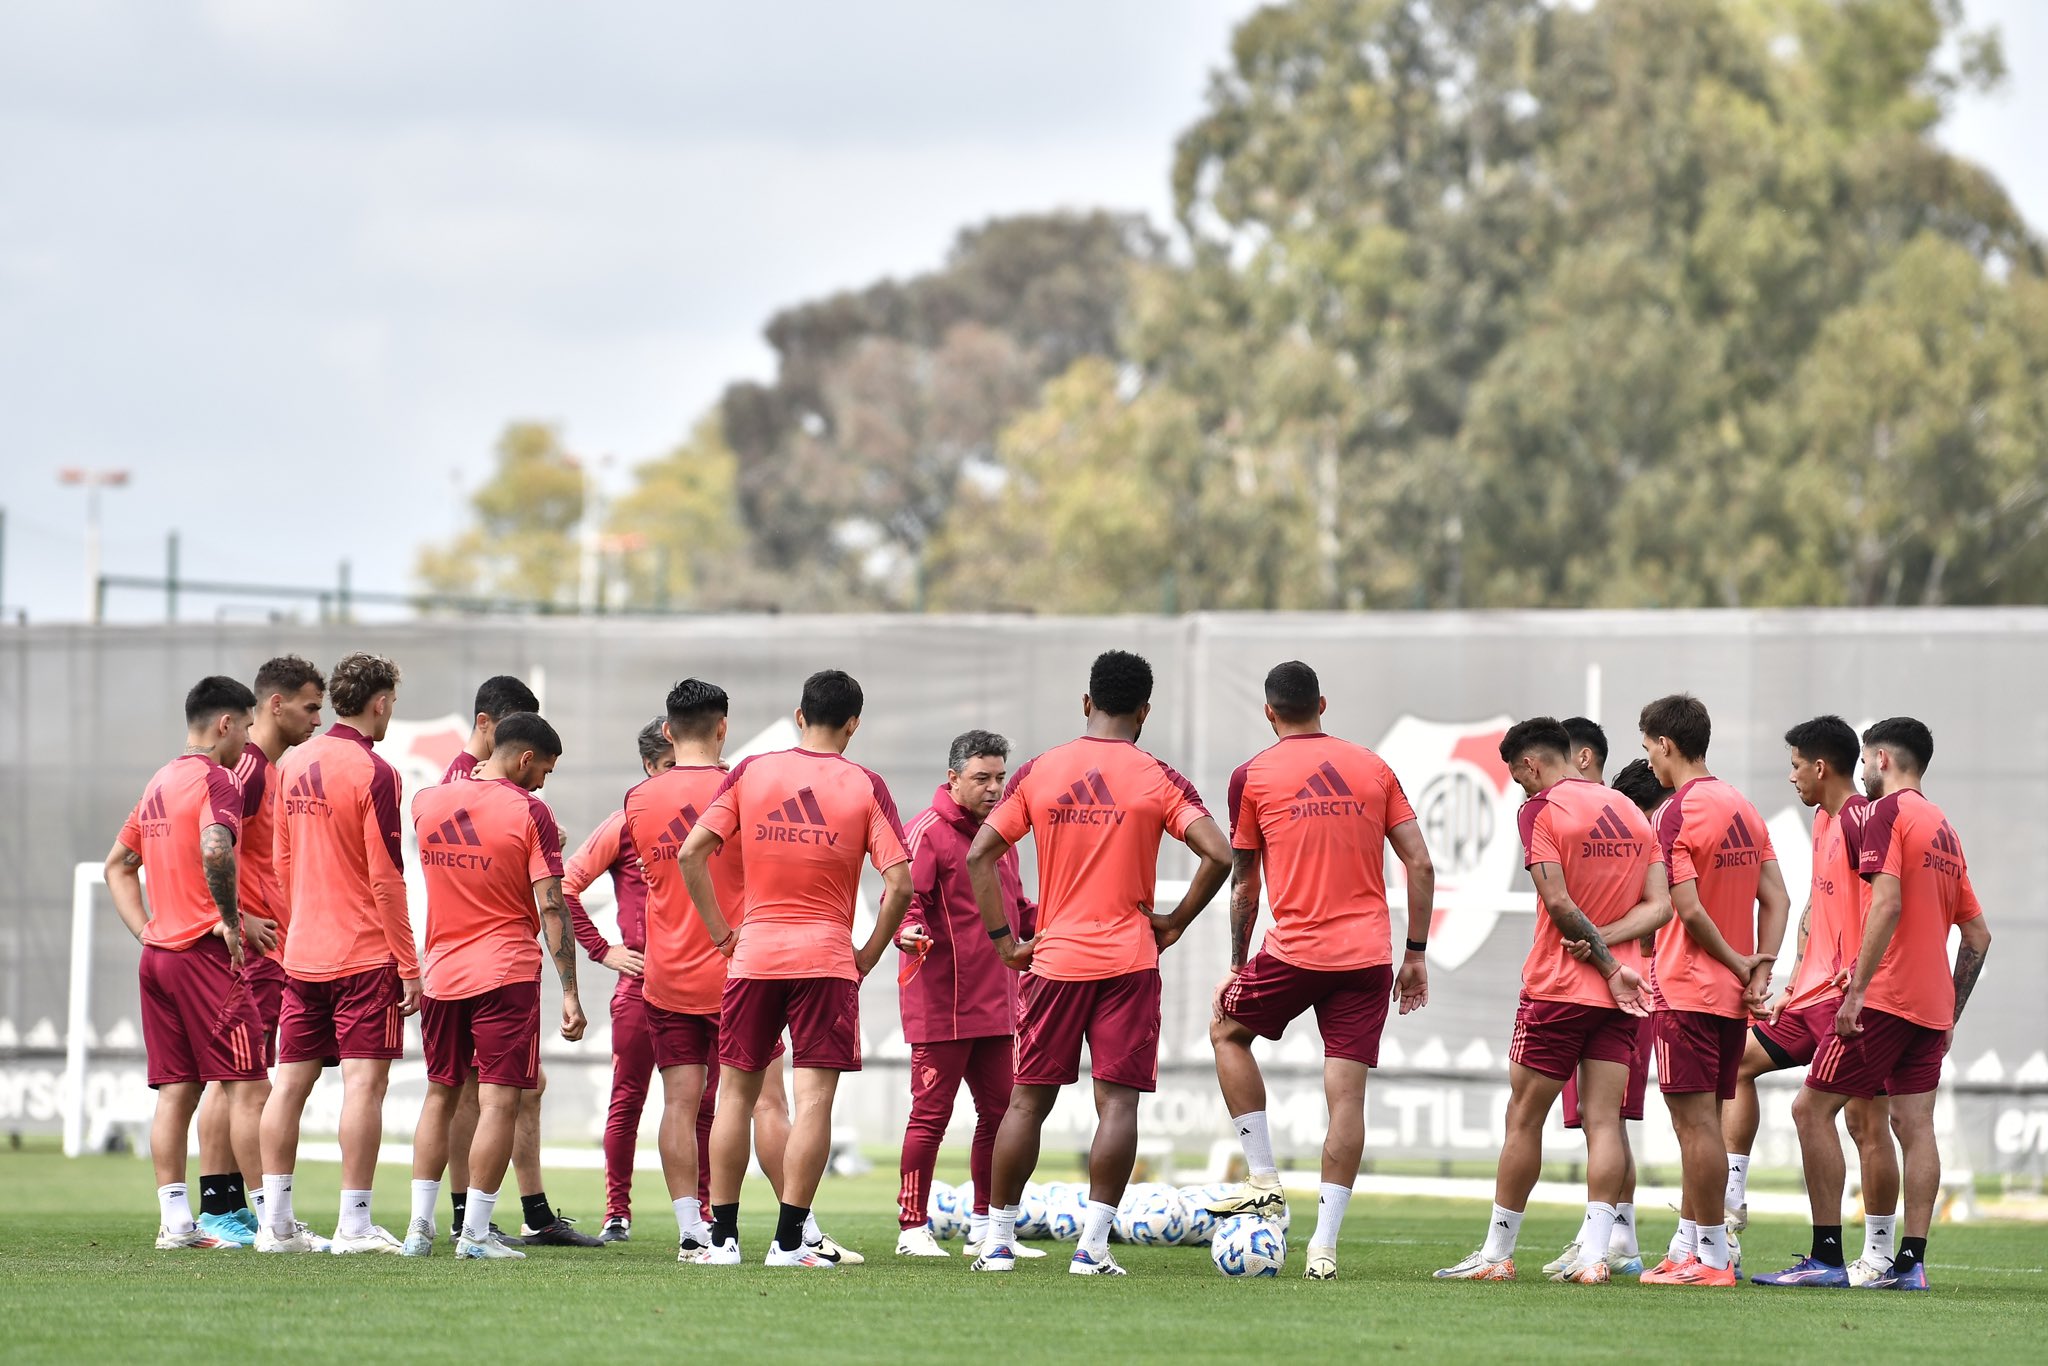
[
  {"left": 253, "top": 655, "right": 324, "bottom": 700},
  {"left": 1088, "top": 650, "right": 1153, "bottom": 717},
  {"left": 327, "top": 652, "right": 401, "bottom": 718}
]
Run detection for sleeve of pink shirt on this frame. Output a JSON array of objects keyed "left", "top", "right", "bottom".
[
  {"left": 1383, "top": 768, "right": 1416, "bottom": 828},
  {"left": 365, "top": 758, "right": 417, "bottom": 977},
  {"left": 1520, "top": 797, "right": 1559, "bottom": 868},
  {"left": 1226, "top": 759, "right": 1258, "bottom": 850},
  {"left": 1658, "top": 796, "right": 1697, "bottom": 885},
  {"left": 864, "top": 774, "right": 910, "bottom": 873},
  {"left": 696, "top": 758, "right": 752, "bottom": 843},
  {"left": 1954, "top": 867, "right": 1983, "bottom": 925},
  {"left": 203, "top": 765, "right": 244, "bottom": 840},
  {"left": 563, "top": 813, "right": 618, "bottom": 959},
  {"left": 1153, "top": 758, "right": 1209, "bottom": 840},
  {"left": 986, "top": 784, "right": 1032, "bottom": 847}
]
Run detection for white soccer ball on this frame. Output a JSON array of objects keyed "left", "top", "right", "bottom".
[
  {"left": 1178, "top": 1184, "right": 1231, "bottom": 1246},
  {"left": 1016, "top": 1181, "right": 1050, "bottom": 1240},
  {"left": 1044, "top": 1183, "right": 1087, "bottom": 1242},
  {"left": 928, "top": 1180, "right": 972, "bottom": 1240},
  {"left": 1210, "top": 1213, "right": 1287, "bottom": 1277},
  {"left": 1115, "top": 1183, "right": 1189, "bottom": 1246}
]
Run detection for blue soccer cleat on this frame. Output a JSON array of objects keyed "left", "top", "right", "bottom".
[
  {"left": 1751, "top": 1256, "right": 1849, "bottom": 1288},
  {"left": 1857, "top": 1260, "right": 1929, "bottom": 1291},
  {"left": 195, "top": 1212, "right": 255, "bottom": 1247}
]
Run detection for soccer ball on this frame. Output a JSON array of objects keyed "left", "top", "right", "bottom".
[
  {"left": 928, "top": 1181, "right": 972, "bottom": 1240},
  {"left": 1178, "top": 1184, "right": 1231, "bottom": 1246},
  {"left": 1115, "top": 1184, "right": 1189, "bottom": 1246},
  {"left": 1210, "top": 1213, "right": 1287, "bottom": 1277},
  {"left": 1016, "top": 1182, "right": 1050, "bottom": 1240},
  {"left": 1044, "top": 1183, "right": 1087, "bottom": 1242}
]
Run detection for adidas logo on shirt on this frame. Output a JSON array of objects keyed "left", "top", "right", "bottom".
[
  {"left": 1923, "top": 820, "right": 1964, "bottom": 877},
  {"left": 421, "top": 807, "right": 493, "bottom": 871},
  {"left": 1049, "top": 768, "right": 1127, "bottom": 826},
  {"left": 753, "top": 787, "right": 839, "bottom": 846},
  {"left": 1286, "top": 761, "right": 1369, "bottom": 820},
  {"left": 1713, "top": 811, "right": 1762, "bottom": 869},
  {"left": 645, "top": 807, "right": 700, "bottom": 864},
  {"left": 284, "top": 761, "right": 331, "bottom": 817},
  {"left": 139, "top": 784, "right": 170, "bottom": 838},
  {"left": 1579, "top": 805, "right": 1644, "bottom": 858}
]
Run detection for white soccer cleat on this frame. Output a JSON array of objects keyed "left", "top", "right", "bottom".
[
  {"left": 896, "top": 1226, "right": 951, "bottom": 1257},
  {"left": 1067, "top": 1248, "right": 1128, "bottom": 1275},
  {"left": 966, "top": 1238, "right": 1046, "bottom": 1260},
  {"left": 1728, "top": 1202, "right": 1748, "bottom": 1234},
  {"left": 1202, "top": 1177, "right": 1287, "bottom": 1220},
  {"left": 400, "top": 1217, "right": 435, "bottom": 1257},
  {"left": 969, "top": 1243, "right": 1016, "bottom": 1272},
  {"left": 330, "top": 1225, "right": 404, "bottom": 1256},
  {"left": 1847, "top": 1254, "right": 1894, "bottom": 1287},
  {"left": 155, "top": 1224, "right": 234, "bottom": 1250},
  {"left": 808, "top": 1233, "right": 863, "bottom": 1265},
  {"left": 763, "top": 1240, "right": 834, "bottom": 1268},
  {"left": 455, "top": 1232, "right": 526, "bottom": 1260},
  {"left": 1433, "top": 1249, "right": 1515, "bottom": 1281},
  {"left": 1304, "top": 1246, "right": 1338, "bottom": 1281},
  {"left": 692, "top": 1237, "right": 742, "bottom": 1266},
  {"left": 1550, "top": 1257, "right": 1611, "bottom": 1285},
  {"left": 1540, "top": 1242, "right": 1582, "bottom": 1276},
  {"left": 254, "top": 1222, "right": 319, "bottom": 1253}
]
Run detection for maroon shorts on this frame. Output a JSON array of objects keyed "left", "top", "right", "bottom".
[
  {"left": 1564, "top": 1011, "right": 1653, "bottom": 1126},
  {"left": 1508, "top": 994, "right": 1639, "bottom": 1083},
  {"left": 647, "top": 1002, "right": 720, "bottom": 1071},
  {"left": 1014, "top": 969, "right": 1161, "bottom": 1092},
  {"left": 1807, "top": 1006, "right": 1946, "bottom": 1099},
  {"left": 1754, "top": 997, "right": 1843, "bottom": 1070},
  {"left": 140, "top": 937, "right": 268, "bottom": 1088},
  {"left": 243, "top": 954, "right": 289, "bottom": 1065},
  {"left": 277, "top": 965, "right": 404, "bottom": 1066},
  {"left": 421, "top": 982, "right": 540, "bottom": 1089},
  {"left": 1220, "top": 954, "right": 1392, "bottom": 1066},
  {"left": 1654, "top": 1008, "right": 1745, "bottom": 1099},
  {"left": 720, "top": 976, "right": 860, "bottom": 1073}
]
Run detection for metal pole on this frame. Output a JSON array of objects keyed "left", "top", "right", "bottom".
[
  {"left": 84, "top": 484, "right": 102, "bottom": 623},
  {"left": 338, "top": 560, "right": 352, "bottom": 624},
  {"left": 165, "top": 530, "right": 180, "bottom": 623}
]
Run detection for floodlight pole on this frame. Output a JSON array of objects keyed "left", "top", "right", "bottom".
[{"left": 57, "top": 468, "right": 131, "bottom": 624}]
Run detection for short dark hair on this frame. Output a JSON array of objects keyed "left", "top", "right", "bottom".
[
  {"left": 1498, "top": 717, "right": 1573, "bottom": 767},
  {"left": 1562, "top": 717, "right": 1608, "bottom": 772},
  {"left": 492, "top": 711, "right": 562, "bottom": 760},
  {"left": 1264, "top": 661, "right": 1320, "bottom": 724},
  {"left": 1088, "top": 650, "right": 1153, "bottom": 717},
  {"left": 1609, "top": 758, "right": 1670, "bottom": 815},
  {"left": 328, "top": 653, "right": 401, "bottom": 718},
  {"left": 1862, "top": 716, "right": 1933, "bottom": 775},
  {"left": 1639, "top": 693, "right": 1711, "bottom": 761},
  {"left": 185, "top": 675, "right": 257, "bottom": 727},
  {"left": 253, "top": 655, "right": 324, "bottom": 699},
  {"left": 473, "top": 674, "right": 539, "bottom": 721},
  {"left": 1784, "top": 715, "right": 1860, "bottom": 775},
  {"left": 636, "top": 717, "right": 669, "bottom": 767},
  {"left": 948, "top": 729, "right": 1010, "bottom": 774},
  {"left": 665, "top": 678, "right": 730, "bottom": 741},
  {"left": 799, "top": 669, "right": 864, "bottom": 730}
]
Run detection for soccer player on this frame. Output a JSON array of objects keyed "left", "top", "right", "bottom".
[
  {"left": 1206, "top": 661, "right": 1434, "bottom": 1281},
  {"left": 1747, "top": 716, "right": 1903, "bottom": 1286},
  {"left": 967, "top": 650, "right": 1232, "bottom": 1277},
  {"left": 404, "top": 712, "right": 586, "bottom": 1259},
  {"left": 1434, "top": 718, "right": 1669, "bottom": 1283},
  {"left": 1789, "top": 718, "right": 1991, "bottom": 1291},
  {"left": 105, "top": 675, "right": 265, "bottom": 1249},
  {"left": 680, "top": 669, "right": 913, "bottom": 1267},
  {"left": 893, "top": 730, "right": 1041, "bottom": 1260},
  {"left": 565, "top": 718, "right": 671, "bottom": 1243},
  {"left": 189, "top": 655, "right": 326, "bottom": 1244},
  {"left": 257, "top": 652, "right": 415, "bottom": 1254},
  {"left": 1636, "top": 693, "right": 1790, "bottom": 1286}
]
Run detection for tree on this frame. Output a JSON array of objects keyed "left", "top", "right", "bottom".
[
  {"left": 604, "top": 414, "right": 747, "bottom": 610},
  {"left": 416, "top": 422, "right": 583, "bottom": 605}
]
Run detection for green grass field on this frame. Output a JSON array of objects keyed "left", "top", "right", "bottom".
[{"left": 3, "top": 1145, "right": 2042, "bottom": 1364}]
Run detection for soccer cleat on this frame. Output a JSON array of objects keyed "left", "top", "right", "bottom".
[
  {"left": 253, "top": 1223, "right": 317, "bottom": 1253},
  {"left": 896, "top": 1226, "right": 951, "bottom": 1257},
  {"left": 1857, "top": 1261, "right": 1928, "bottom": 1291},
  {"left": 232, "top": 1207, "right": 261, "bottom": 1234},
  {"left": 1846, "top": 1254, "right": 1894, "bottom": 1287},
  {"left": 196, "top": 1212, "right": 255, "bottom": 1247},
  {"left": 966, "top": 1238, "right": 1046, "bottom": 1260},
  {"left": 1751, "top": 1256, "right": 1849, "bottom": 1288},
  {"left": 1727, "top": 1231, "right": 1743, "bottom": 1278},
  {"left": 456, "top": 1233, "right": 526, "bottom": 1260},
  {"left": 401, "top": 1217, "right": 435, "bottom": 1258},
  {"left": 330, "top": 1225, "right": 404, "bottom": 1255},
  {"left": 1607, "top": 1251, "right": 1645, "bottom": 1276},
  {"left": 1304, "top": 1247, "right": 1337, "bottom": 1281},
  {"left": 1551, "top": 1257, "right": 1610, "bottom": 1285},
  {"left": 458, "top": 1222, "right": 524, "bottom": 1248},
  {"left": 764, "top": 1241, "right": 834, "bottom": 1268},
  {"left": 599, "top": 1217, "right": 631, "bottom": 1244},
  {"left": 1650, "top": 1259, "right": 1737, "bottom": 1286},
  {"left": 969, "top": 1243, "right": 1016, "bottom": 1272},
  {"left": 1433, "top": 1250, "right": 1515, "bottom": 1281},
  {"left": 1202, "top": 1177, "right": 1287, "bottom": 1221},
  {"left": 692, "top": 1238, "right": 742, "bottom": 1266},
  {"left": 519, "top": 1214, "right": 603, "bottom": 1247},
  {"left": 1727, "top": 1201, "right": 1748, "bottom": 1233},
  {"left": 156, "top": 1224, "right": 234, "bottom": 1250},
  {"left": 1638, "top": 1255, "right": 1694, "bottom": 1284},
  {"left": 1540, "top": 1242, "right": 1582, "bottom": 1277},
  {"left": 808, "top": 1234, "right": 863, "bottom": 1266},
  {"left": 1067, "top": 1249, "right": 1128, "bottom": 1276}
]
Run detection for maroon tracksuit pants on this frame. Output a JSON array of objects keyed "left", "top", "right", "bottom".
[
  {"left": 896, "top": 1035, "right": 1012, "bottom": 1229},
  {"left": 605, "top": 988, "right": 715, "bottom": 1219}
]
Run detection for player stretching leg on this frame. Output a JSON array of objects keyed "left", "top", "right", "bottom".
[
  {"left": 1636, "top": 695, "right": 1789, "bottom": 1287},
  {"left": 106, "top": 677, "right": 266, "bottom": 1250},
  {"left": 893, "top": 731, "right": 1040, "bottom": 1260},
  {"left": 682, "top": 670, "right": 913, "bottom": 1268},
  {"left": 1435, "top": 719, "right": 1668, "bottom": 1283},
  {"left": 566, "top": 718, "right": 672, "bottom": 1243},
  {"left": 1207, "top": 662, "right": 1434, "bottom": 1281},
  {"left": 192, "top": 656, "right": 325, "bottom": 1244},
  {"left": 405, "top": 713, "right": 586, "bottom": 1259},
  {"left": 1746, "top": 716, "right": 1900, "bottom": 1286},
  {"left": 1791, "top": 719, "right": 1991, "bottom": 1293},
  {"left": 969, "top": 651, "right": 1232, "bottom": 1277},
  {"left": 258, "top": 654, "right": 416, "bottom": 1254}
]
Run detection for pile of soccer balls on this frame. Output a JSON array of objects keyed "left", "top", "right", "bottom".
[{"left": 922, "top": 1179, "right": 1289, "bottom": 1276}]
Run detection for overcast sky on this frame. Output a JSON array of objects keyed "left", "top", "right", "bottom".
[{"left": 2, "top": 0, "right": 2042, "bottom": 622}]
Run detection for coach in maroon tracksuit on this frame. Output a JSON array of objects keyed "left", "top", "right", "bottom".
[{"left": 893, "top": 730, "right": 1037, "bottom": 1257}]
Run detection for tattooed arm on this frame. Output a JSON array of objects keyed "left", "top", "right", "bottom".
[
  {"left": 201, "top": 822, "right": 244, "bottom": 969},
  {"left": 1227, "top": 849, "right": 1261, "bottom": 971},
  {"left": 1951, "top": 914, "right": 1992, "bottom": 1027},
  {"left": 1533, "top": 861, "right": 1650, "bottom": 1014},
  {"left": 536, "top": 875, "right": 586, "bottom": 1041}
]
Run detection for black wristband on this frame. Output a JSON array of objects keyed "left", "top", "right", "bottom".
[
  {"left": 1405, "top": 938, "right": 1428, "bottom": 954},
  {"left": 988, "top": 926, "right": 1012, "bottom": 942}
]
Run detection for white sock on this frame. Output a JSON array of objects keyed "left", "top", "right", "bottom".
[
  {"left": 250, "top": 1187, "right": 267, "bottom": 1218},
  {"left": 1079, "top": 1200, "right": 1116, "bottom": 1257},
  {"left": 262, "top": 1174, "right": 294, "bottom": 1236},
  {"left": 1310, "top": 1182, "right": 1351, "bottom": 1250},
  {"left": 992, "top": 1204, "right": 1018, "bottom": 1250},
  {"left": 1725, "top": 1154, "right": 1750, "bottom": 1209},
  {"left": 802, "top": 1210, "right": 822, "bottom": 1245},
  {"left": 158, "top": 1183, "right": 194, "bottom": 1233},
  {"left": 1234, "top": 1111, "right": 1278, "bottom": 1180},
  {"left": 461, "top": 1188, "right": 496, "bottom": 1243},
  {"left": 1695, "top": 1222, "right": 1730, "bottom": 1270},
  {"left": 968, "top": 1212, "right": 991, "bottom": 1247},
  {"left": 409, "top": 1179, "right": 440, "bottom": 1229},
  {"left": 1668, "top": 1218, "right": 1698, "bottom": 1261},
  {"left": 1569, "top": 1208, "right": 1594, "bottom": 1247},
  {"left": 1865, "top": 1213, "right": 1897, "bottom": 1262},
  {"left": 1611, "top": 1203, "right": 1639, "bottom": 1256},
  {"left": 673, "top": 1196, "right": 703, "bottom": 1238},
  {"left": 338, "top": 1189, "right": 373, "bottom": 1238},
  {"left": 1581, "top": 1202, "right": 1618, "bottom": 1263},
  {"left": 1480, "top": 1203, "right": 1522, "bottom": 1261}
]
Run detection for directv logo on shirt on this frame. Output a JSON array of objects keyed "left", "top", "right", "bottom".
[
  {"left": 754, "top": 788, "right": 840, "bottom": 846},
  {"left": 1579, "top": 806, "right": 1644, "bottom": 859}
]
